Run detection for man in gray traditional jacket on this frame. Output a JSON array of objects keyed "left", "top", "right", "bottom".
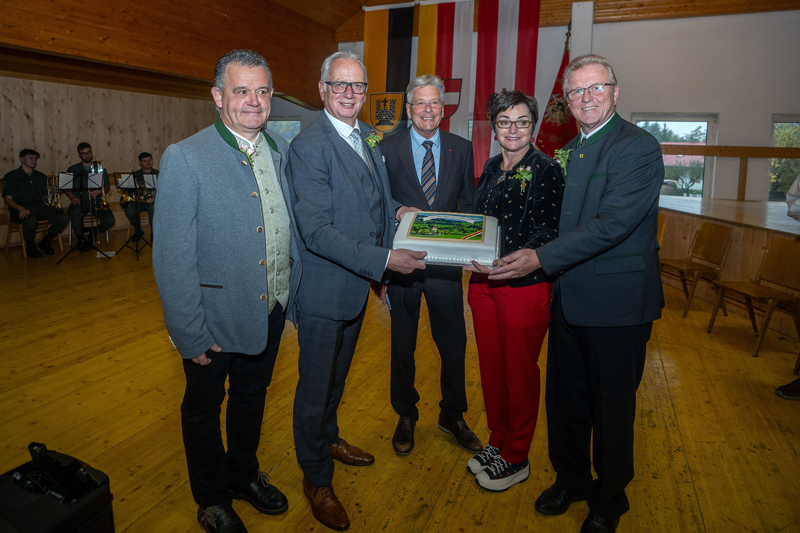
[{"left": 153, "top": 49, "right": 302, "bottom": 533}]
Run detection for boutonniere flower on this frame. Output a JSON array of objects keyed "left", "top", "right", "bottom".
[
  {"left": 554, "top": 148, "right": 572, "bottom": 176},
  {"left": 513, "top": 166, "right": 533, "bottom": 189},
  {"left": 365, "top": 133, "right": 381, "bottom": 152},
  {"left": 239, "top": 144, "right": 255, "bottom": 167}
]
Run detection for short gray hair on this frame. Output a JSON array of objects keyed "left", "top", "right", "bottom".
[
  {"left": 406, "top": 75, "right": 445, "bottom": 104},
  {"left": 214, "top": 49, "right": 273, "bottom": 91},
  {"left": 320, "top": 50, "right": 368, "bottom": 83},
  {"left": 562, "top": 54, "right": 617, "bottom": 93}
]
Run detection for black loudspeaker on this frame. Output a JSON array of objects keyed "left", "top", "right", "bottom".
[{"left": 0, "top": 443, "right": 114, "bottom": 533}]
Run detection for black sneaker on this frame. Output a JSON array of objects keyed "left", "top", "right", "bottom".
[
  {"left": 475, "top": 456, "right": 529, "bottom": 492},
  {"left": 467, "top": 444, "right": 500, "bottom": 474},
  {"left": 776, "top": 378, "right": 800, "bottom": 400}
]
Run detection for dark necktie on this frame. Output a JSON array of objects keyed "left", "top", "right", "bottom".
[{"left": 421, "top": 140, "right": 436, "bottom": 208}]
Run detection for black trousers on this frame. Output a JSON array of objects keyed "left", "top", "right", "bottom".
[
  {"left": 387, "top": 267, "right": 468, "bottom": 421},
  {"left": 545, "top": 288, "right": 651, "bottom": 518},
  {"left": 125, "top": 201, "right": 154, "bottom": 228},
  {"left": 293, "top": 301, "right": 366, "bottom": 487},
  {"left": 68, "top": 199, "right": 115, "bottom": 237},
  {"left": 10, "top": 204, "right": 69, "bottom": 241},
  {"left": 181, "top": 303, "right": 285, "bottom": 507}
]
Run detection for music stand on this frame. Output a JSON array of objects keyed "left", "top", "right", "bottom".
[
  {"left": 115, "top": 173, "right": 153, "bottom": 260},
  {"left": 56, "top": 171, "right": 112, "bottom": 264}
]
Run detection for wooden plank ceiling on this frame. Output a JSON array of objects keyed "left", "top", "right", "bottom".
[{"left": 0, "top": 0, "right": 796, "bottom": 106}]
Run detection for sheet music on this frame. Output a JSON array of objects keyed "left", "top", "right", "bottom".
[
  {"left": 142, "top": 174, "right": 157, "bottom": 190},
  {"left": 87, "top": 173, "right": 103, "bottom": 189},
  {"left": 117, "top": 173, "right": 136, "bottom": 189},
  {"left": 57, "top": 173, "right": 75, "bottom": 189}
]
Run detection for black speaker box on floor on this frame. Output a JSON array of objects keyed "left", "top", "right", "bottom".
[{"left": 0, "top": 443, "right": 114, "bottom": 533}]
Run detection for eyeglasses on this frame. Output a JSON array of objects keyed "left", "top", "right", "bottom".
[
  {"left": 566, "top": 83, "right": 615, "bottom": 101},
  {"left": 325, "top": 81, "right": 368, "bottom": 94},
  {"left": 79, "top": 151, "right": 93, "bottom": 156},
  {"left": 409, "top": 100, "right": 443, "bottom": 110},
  {"left": 495, "top": 120, "right": 533, "bottom": 129}
]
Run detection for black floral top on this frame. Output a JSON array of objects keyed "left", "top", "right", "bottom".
[{"left": 475, "top": 145, "right": 564, "bottom": 287}]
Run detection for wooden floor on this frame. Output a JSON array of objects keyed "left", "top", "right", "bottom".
[{"left": 1, "top": 231, "right": 799, "bottom": 533}]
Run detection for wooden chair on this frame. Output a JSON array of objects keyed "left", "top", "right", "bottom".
[
  {"left": 659, "top": 221, "right": 733, "bottom": 318},
  {"left": 2, "top": 201, "right": 64, "bottom": 258},
  {"left": 657, "top": 211, "right": 667, "bottom": 249},
  {"left": 707, "top": 237, "right": 800, "bottom": 374},
  {"left": 68, "top": 216, "right": 109, "bottom": 245},
  {"left": 125, "top": 213, "right": 151, "bottom": 240}
]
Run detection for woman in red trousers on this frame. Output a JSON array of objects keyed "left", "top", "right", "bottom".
[{"left": 465, "top": 90, "right": 564, "bottom": 492}]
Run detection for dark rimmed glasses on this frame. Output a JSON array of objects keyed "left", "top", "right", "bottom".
[{"left": 325, "top": 81, "right": 368, "bottom": 94}]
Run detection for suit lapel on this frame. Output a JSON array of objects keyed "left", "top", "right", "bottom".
[{"left": 397, "top": 130, "right": 429, "bottom": 208}]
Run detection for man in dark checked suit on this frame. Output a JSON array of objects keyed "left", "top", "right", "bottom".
[
  {"left": 483, "top": 54, "right": 665, "bottom": 533},
  {"left": 287, "top": 50, "right": 426, "bottom": 531},
  {"left": 380, "top": 74, "right": 481, "bottom": 456}
]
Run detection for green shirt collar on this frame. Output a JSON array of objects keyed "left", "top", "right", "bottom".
[
  {"left": 215, "top": 116, "right": 277, "bottom": 153},
  {"left": 575, "top": 112, "right": 621, "bottom": 149}
]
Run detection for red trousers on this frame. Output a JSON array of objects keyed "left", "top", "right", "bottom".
[{"left": 468, "top": 276, "right": 552, "bottom": 464}]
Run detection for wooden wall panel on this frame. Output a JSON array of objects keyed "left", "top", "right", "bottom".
[
  {"left": 659, "top": 210, "right": 800, "bottom": 340},
  {"left": 339, "top": 0, "right": 800, "bottom": 41},
  {"left": 0, "top": 74, "right": 217, "bottom": 247},
  {"left": 0, "top": 0, "right": 335, "bottom": 107}
]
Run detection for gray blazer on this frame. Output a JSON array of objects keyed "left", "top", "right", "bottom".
[
  {"left": 287, "top": 113, "right": 400, "bottom": 321},
  {"left": 153, "top": 120, "right": 302, "bottom": 359},
  {"left": 536, "top": 114, "right": 665, "bottom": 327}
]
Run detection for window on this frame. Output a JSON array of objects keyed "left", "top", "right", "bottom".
[
  {"left": 266, "top": 118, "right": 301, "bottom": 142},
  {"left": 769, "top": 115, "right": 800, "bottom": 202},
  {"left": 632, "top": 113, "right": 718, "bottom": 198}
]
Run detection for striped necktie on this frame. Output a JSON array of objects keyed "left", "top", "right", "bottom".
[{"left": 421, "top": 140, "right": 436, "bottom": 208}]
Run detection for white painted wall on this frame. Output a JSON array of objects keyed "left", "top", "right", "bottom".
[
  {"left": 272, "top": 9, "right": 800, "bottom": 200},
  {"left": 585, "top": 9, "right": 800, "bottom": 200}
]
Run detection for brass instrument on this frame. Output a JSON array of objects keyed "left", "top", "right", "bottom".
[
  {"left": 46, "top": 174, "right": 63, "bottom": 210},
  {"left": 119, "top": 171, "right": 157, "bottom": 208},
  {"left": 89, "top": 161, "right": 111, "bottom": 210},
  {"left": 119, "top": 188, "right": 156, "bottom": 209}
]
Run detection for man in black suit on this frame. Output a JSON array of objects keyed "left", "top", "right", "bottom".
[
  {"left": 380, "top": 75, "right": 481, "bottom": 456},
  {"left": 485, "top": 55, "right": 665, "bottom": 533}
]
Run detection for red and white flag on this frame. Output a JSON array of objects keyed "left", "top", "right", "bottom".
[
  {"left": 472, "top": 0, "right": 541, "bottom": 178},
  {"left": 416, "top": 0, "right": 474, "bottom": 139},
  {"left": 534, "top": 31, "right": 579, "bottom": 158}
]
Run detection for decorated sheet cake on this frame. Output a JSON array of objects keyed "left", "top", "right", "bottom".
[{"left": 393, "top": 211, "right": 500, "bottom": 267}]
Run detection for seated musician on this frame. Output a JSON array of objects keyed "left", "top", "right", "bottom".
[
  {"left": 2, "top": 149, "right": 69, "bottom": 257},
  {"left": 65, "top": 142, "right": 115, "bottom": 251},
  {"left": 126, "top": 152, "right": 158, "bottom": 242}
]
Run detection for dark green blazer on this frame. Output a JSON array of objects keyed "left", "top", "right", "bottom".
[{"left": 536, "top": 114, "right": 665, "bottom": 327}]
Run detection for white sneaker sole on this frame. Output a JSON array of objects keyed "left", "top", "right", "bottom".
[{"left": 475, "top": 465, "right": 530, "bottom": 492}]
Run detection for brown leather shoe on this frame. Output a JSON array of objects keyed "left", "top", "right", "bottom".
[
  {"left": 437, "top": 412, "right": 483, "bottom": 452},
  {"left": 329, "top": 438, "right": 374, "bottom": 466},
  {"left": 302, "top": 478, "right": 349, "bottom": 531},
  {"left": 392, "top": 416, "right": 416, "bottom": 456}
]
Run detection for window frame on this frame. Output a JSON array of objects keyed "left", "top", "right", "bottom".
[
  {"left": 631, "top": 112, "right": 718, "bottom": 199},
  {"left": 769, "top": 113, "right": 800, "bottom": 202}
]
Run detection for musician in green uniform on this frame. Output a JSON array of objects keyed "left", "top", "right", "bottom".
[
  {"left": 125, "top": 152, "right": 158, "bottom": 241},
  {"left": 2, "top": 149, "right": 68, "bottom": 258}
]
